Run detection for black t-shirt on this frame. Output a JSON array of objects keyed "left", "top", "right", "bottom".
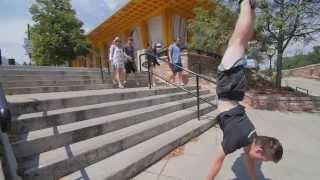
[
  {"left": 124, "top": 45, "right": 135, "bottom": 59},
  {"left": 217, "top": 105, "right": 257, "bottom": 154}
]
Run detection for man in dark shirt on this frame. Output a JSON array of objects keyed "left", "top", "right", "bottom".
[
  {"left": 207, "top": 1, "right": 283, "bottom": 179},
  {"left": 124, "top": 37, "right": 138, "bottom": 86}
]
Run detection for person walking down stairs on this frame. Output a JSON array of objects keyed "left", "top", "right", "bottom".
[{"left": 109, "top": 37, "right": 126, "bottom": 88}]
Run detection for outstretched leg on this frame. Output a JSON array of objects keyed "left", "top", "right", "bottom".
[{"left": 219, "top": 0, "right": 256, "bottom": 71}]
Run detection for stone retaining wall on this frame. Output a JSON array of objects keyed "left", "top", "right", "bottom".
[
  {"left": 283, "top": 63, "right": 320, "bottom": 80},
  {"left": 244, "top": 93, "right": 320, "bottom": 111}
]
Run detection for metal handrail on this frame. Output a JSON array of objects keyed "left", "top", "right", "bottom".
[
  {"left": 139, "top": 52, "right": 216, "bottom": 120},
  {"left": 0, "top": 85, "right": 22, "bottom": 180},
  {"left": 0, "top": 86, "right": 11, "bottom": 132},
  {"left": 148, "top": 71, "right": 215, "bottom": 107},
  {"left": 189, "top": 63, "right": 202, "bottom": 74},
  {"left": 296, "top": 86, "right": 309, "bottom": 95},
  {"left": 139, "top": 54, "right": 216, "bottom": 84}
]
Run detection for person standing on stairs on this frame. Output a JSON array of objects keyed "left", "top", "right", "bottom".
[
  {"left": 147, "top": 43, "right": 160, "bottom": 87},
  {"left": 109, "top": 37, "right": 126, "bottom": 88},
  {"left": 168, "top": 38, "right": 184, "bottom": 86},
  {"left": 207, "top": 1, "right": 283, "bottom": 179},
  {"left": 124, "top": 37, "right": 139, "bottom": 86}
]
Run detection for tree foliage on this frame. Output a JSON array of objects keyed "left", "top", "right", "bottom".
[
  {"left": 256, "top": 0, "right": 320, "bottom": 88},
  {"left": 187, "top": 2, "right": 236, "bottom": 53},
  {"left": 283, "top": 46, "right": 320, "bottom": 69},
  {"left": 30, "top": 0, "right": 90, "bottom": 65}
]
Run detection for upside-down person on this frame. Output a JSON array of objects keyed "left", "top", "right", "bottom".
[{"left": 207, "top": 1, "right": 283, "bottom": 179}]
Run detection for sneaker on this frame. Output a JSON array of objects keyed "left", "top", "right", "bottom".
[
  {"left": 112, "top": 80, "right": 117, "bottom": 86},
  {"left": 119, "top": 84, "right": 124, "bottom": 89}
]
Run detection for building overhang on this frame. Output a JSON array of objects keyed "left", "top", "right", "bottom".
[{"left": 88, "top": 0, "right": 213, "bottom": 47}]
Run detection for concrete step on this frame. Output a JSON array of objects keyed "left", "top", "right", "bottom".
[
  {"left": 2, "top": 77, "right": 149, "bottom": 89},
  {"left": 10, "top": 88, "right": 203, "bottom": 134},
  {"left": 0, "top": 75, "right": 102, "bottom": 81},
  {"left": 8, "top": 86, "right": 197, "bottom": 116},
  {"left": 61, "top": 112, "right": 217, "bottom": 180},
  {"left": 18, "top": 103, "right": 216, "bottom": 180},
  {"left": 5, "top": 84, "right": 114, "bottom": 95},
  {"left": 0, "top": 69, "right": 102, "bottom": 76},
  {"left": 12, "top": 94, "right": 215, "bottom": 159},
  {"left": 1, "top": 79, "right": 103, "bottom": 88},
  {"left": 0, "top": 65, "right": 101, "bottom": 72},
  {"left": 0, "top": 73, "right": 148, "bottom": 82}
]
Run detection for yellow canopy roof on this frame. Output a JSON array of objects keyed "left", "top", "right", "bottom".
[{"left": 88, "top": 0, "right": 212, "bottom": 47}]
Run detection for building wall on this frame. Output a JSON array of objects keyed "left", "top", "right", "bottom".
[{"left": 71, "top": 12, "right": 188, "bottom": 68}]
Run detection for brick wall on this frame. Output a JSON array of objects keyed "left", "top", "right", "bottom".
[
  {"left": 155, "top": 51, "right": 220, "bottom": 80},
  {"left": 244, "top": 93, "right": 320, "bottom": 111}
]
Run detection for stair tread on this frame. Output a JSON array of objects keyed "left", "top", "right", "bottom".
[
  {"left": 61, "top": 111, "right": 218, "bottom": 180},
  {"left": 15, "top": 90, "right": 200, "bottom": 121},
  {"left": 7, "top": 86, "right": 194, "bottom": 103},
  {"left": 22, "top": 103, "right": 215, "bottom": 173},
  {"left": 6, "top": 84, "right": 109, "bottom": 89},
  {"left": 15, "top": 93, "right": 213, "bottom": 143}
]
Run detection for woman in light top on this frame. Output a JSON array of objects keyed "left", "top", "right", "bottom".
[{"left": 109, "top": 37, "right": 127, "bottom": 88}]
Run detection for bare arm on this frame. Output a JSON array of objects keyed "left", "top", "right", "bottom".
[
  {"left": 244, "top": 147, "right": 257, "bottom": 180},
  {"left": 168, "top": 47, "right": 172, "bottom": 63},
  {"left": 207, "top": 145, "right": 226, "bottom": 180}
]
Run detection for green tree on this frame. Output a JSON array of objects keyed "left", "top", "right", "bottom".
[
  {"left": 187, "top": 2, "right": 236, "bottom": 53},
  {"left": 30, "top": 0, "right": 90, "bottom": 66},
  {"left": 283, "top": 46, "right": 320, "bottom": 69},
  {"left": 256, "top": 0, "right": 320, "bottom": 88}
]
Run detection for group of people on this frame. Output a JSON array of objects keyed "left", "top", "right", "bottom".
[
  {"left": 108, "top": 36, "right": 185, "bottom": 89},
  {"left": 108, "top": 37, "right": 138, "bottom": 88}
]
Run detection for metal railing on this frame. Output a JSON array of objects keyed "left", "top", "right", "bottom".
[
  {"left": 296, "top": 86, "right": 309, "bottom": 95},
  {"left": 139, "top": 53, "right": 216, "bottom": 120},
  {"left": 189, "top": 63, "right": 202, "bottom": 74},
  {"left": 0, "top": 85, "right": 22, "bottom": 180}
]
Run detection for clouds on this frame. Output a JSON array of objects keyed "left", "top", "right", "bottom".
[{"left": 71, "top": 0, "right": 128, "bottom": 33}]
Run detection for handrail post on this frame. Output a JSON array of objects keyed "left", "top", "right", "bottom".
[
  {"left": 99, "top": 55, "right": 104, "bottom": 83},
  {"left": 147, "top": 56, "right": 152, "bottom": 89},
  {"left": 196, "top": 76, "right": 200, "bottom": 120},
  {"left": 139, "top": 54, "right": 142, "bottom": 72},
  {"left": 107, "top": 61, "right": 111, "bottom": 75}
]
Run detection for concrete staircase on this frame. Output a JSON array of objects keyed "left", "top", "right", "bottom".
[
  {"left": 0, "top": 66, "right": 149, "bottom": 95},
  {"left": 2, "top": 66, "right": 217, "bottom": 180}
]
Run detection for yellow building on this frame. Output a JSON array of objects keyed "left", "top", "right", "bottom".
[{"left": 72, "top": 0, "right": 213, "bottom": 68}]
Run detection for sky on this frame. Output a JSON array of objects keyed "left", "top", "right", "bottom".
[
  {"left": 0, "top": 0, "right": 128, "bottom": 64},
  {"left": 0, "top": 0, "right": 319, "bottom": 64}
]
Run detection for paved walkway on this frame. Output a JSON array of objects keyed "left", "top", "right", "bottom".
[
  {"left": 282, "top": 77, "right": 320, "bottom": 96},
  {"left": 133, "top": 109, "right": 320, "bottom": 180}
]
